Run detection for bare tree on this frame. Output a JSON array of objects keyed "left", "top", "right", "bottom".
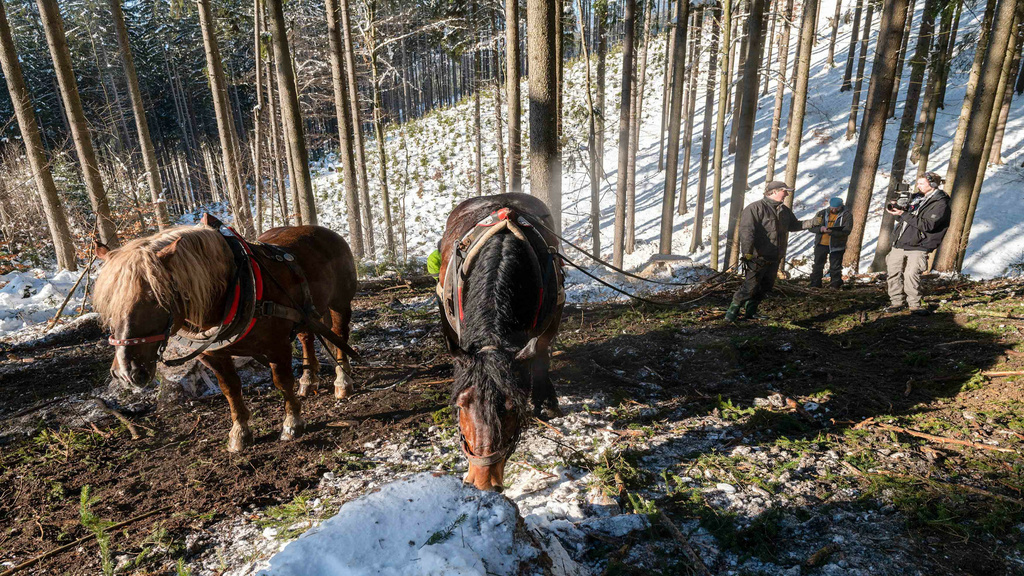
[
  {"left": 658, "top": 0, "right": 687, "bottom": 256},
  {"left": 711, "top": 0, "right": 734, "bottom": 270},
  {"left": 845, "top": 0, "right": 874, "bottom": 139},
  {"left": 690, "top": 6, "right": 718, "bottom": 254},
  {"left": 764, "top": 0, "right": 794, "bottom": 182},
  {"left": 506, "top": 0, "right": 522, "bottom": 193},
  {"left": 614, "top": 0, "right": 637, "bottom": 263},
  {"left": 841, "top": 0, "right": 864, "bottom": 91},
  {"left": 341, "top": 0, "right": 375, "bottom": 255},
  {"left": 828, "top": 0, "right": 843, "bottom": 66},
  {"left": 626, "top": 0, "right": 653, "bottom": 252},
  {"left": 988, "top": 20, "right": 1023, "bottom": 164},
  {"left": 576, "top": 0, "right": 601, "bottom": 256},
  {"left": 842, "top": 0, "right": 911, "bottom": 272},
  {"left": 37, "top": 0, "right": 120, "bottom": 247},
  {"left": 529, "top": 0, "right": 561, "bottom": 232},
  {"left": 0, "top": 0, "right": 76, "bottom": 270}
]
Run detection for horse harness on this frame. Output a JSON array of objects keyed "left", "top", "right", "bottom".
[
  {"left": 437, "top": 207, "right": 564, "bottom": 468},
  {"left": 108, "top": 214, "right": 357, "bottom": 366}
]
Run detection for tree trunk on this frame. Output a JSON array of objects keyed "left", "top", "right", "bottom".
[
  {"left": 690, "top": 6, "right": 718, "bottom": 254},
  {"left": 828, "top": 0, "right": 843, "bottom": 66},
  {"left": 473, "top": 3, "right": 483, "bottom": 198},
  {"left": 659, "top": 19, "right": 674, "bottom": 172},
  {"left": 596, "top": 0, "right": 608, "bottom": 180},
  {"left": 626, "top": 0, "right": 653, "bottom": 252},
  {"left": 37, "top": 0, "right": 120, "bottom": 247},
  {"left": 956, "top": 16, "right": 1021, "bottom": 270},
  {"left": 728, "top": 0, "right": 749, "bottom": 155},
  {"left": 266, "top": 49, "right": 289, "bottom": 227},
  {"left": 341, "top": 0, "right": 375, "bottom": 255},
  {"left": 841, "top": 0, "right": 911, "bottom": 272},
  {"left": 888, "top": 0, "right": 916, "bottom": 118},
  {"left": 781, "top": 0, "right": 818, "bottom": 201},
  {"left": 0, "top": 0, "right": 76, "bottom": 270},
  {"left": 989, "top": 20, "right": 1023, "bottom": 165},
  {"left": 529, "top": 0, "right": 562, "bottom": 233},
  {"left": 764, "top": 0, "right": 794, "bottom": 182},
  {"left": 494, "top": 46, "right": 508, "bottom": 196},
  {"left": 267, "top": 0, "right": 316, "bottom": 226},
  {"left": 726, "top": 0, "right": 768, "bottom": 266},
  {"left": 325, "top": 0, "right": 363, "bottom": 257},
  {"left": 936, "top": 0, "right": 962, "bottom": 107},
  {"left": 914, "top": 1, "right": 954, "bottom": 177},
  {"left": 711, "top": 0, "right": 733, "bottom": 270},
  {"left": 576, "top": 0, "right": 601, "bottom": 257},
  {"left": 943, "top": 0, "right": 998, "bottom": 189},
  {"left": 845, "top": 0, "right": 874, "bottom": 140},
  {"left": 677, "top": 9, "right": 702, "bottom": 216},
  {"left": 869, "top": 0, "right": 940, "bottom": 272},
  {"left": 506, "top": 0, "right": 522, "bottom": 194},
  {"left": 111, "top": 0, "right": 168, "bottom": 230},
  {"left": 841, "top": 0, "right": 864, "bottom": 91},
  {"left": 367, "top": 5, "right": 395, "bottom": 258},
  {"left": 658, "top": 0, "right": 688, "bottom": 256},
  {"left": 762, "top": 0, "right": 777, "bottom": 95}
]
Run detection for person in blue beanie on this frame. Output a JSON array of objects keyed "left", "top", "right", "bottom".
[{"left": 808, "top": 197, "right": 853, "bottom": 289}]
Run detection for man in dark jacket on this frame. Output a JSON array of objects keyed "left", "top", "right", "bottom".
[
  {"left": 725, "top": 181, "right": 820, "bottom": 322},
  {"left": 808, "top": 197, "right": 853, "bottom": 289},
  {"left": 884, "top": 172, "right": 951, "bottom": 315}
]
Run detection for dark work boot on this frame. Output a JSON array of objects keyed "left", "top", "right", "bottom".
[
  {"left": 743, "top": 300, "right": 761, "bottom": 320},
  {"left": 724, "top": 303, "right": 741, "bottom": 323}
]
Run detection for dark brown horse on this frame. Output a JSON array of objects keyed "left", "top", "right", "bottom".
[
  {"left": 93, "top": 221, "right": 358, "bottom": 451},
  {"left": 437, "top": 193, "right": 564, "bottom": 491}
]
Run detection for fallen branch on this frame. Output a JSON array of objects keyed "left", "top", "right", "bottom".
[
  {"left": 866, "top": 470, "right": 1024, "bottom": 507},
  {"left": 981, "top": 371, "right": 1024, "bottom": 378},
  {"left": 935, "top": 340, "right": 981, "bottom": 347},
  {"left": 534, "top": 417, "right": 564, "bottom": 436},
  {"left": 874, "top": 423, "right": 1015, "bottom": 454},
  {"left": 94, "top": 400, "right": 151, "bottom": 440},
  {"left": 358, "top": 274, "right": 435, "bottom": 292},
  {"left": 0, "top": 505, "right": 172, "bottom": 575},
  {"left": 657, "top": 513, "right": 713, "bottom": 576},
  {"left": 45, "top": 255, "right": 96, "bottom": 332}
]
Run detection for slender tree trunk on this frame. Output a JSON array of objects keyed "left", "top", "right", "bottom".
[
  {"left": 845, "top": 0, "right": 873, "bottom": 139},
  {"left": 529, "top": 0, "right": 562, "bottom": 233},
  {"left": 37, "top": 0, "right": 120, "bottom": 247},
  {"left": 494, "top": 45, "right": 508, "bottom": 196},
  {"left": 841, "top": 0, "right": 864, "bottom": 91},
  {"left": 506, "top": 0, "right": 522, "bottom": 194},
  {"left": 626, "top": 0, "right": 653, "bottom": 252},
  {"left": 842, "top": 0, "right": 911, "bottom": 272},
  {"left": 596, "top": 1, "right": 608, "bottom": 180},
  {"left": 556, "top": 0, "right": 564, "bottom": 139},
  {"left": 266, "top": 48, "right": 289, "bottom": 226},
  {"left": 691, "top": 6, "right": 718, "bottom": 254},
  {"left": 659, "top": 20, "right": 674, "bottom": 172},
  {"left": 341, "top": 0, "right": 375, "bottom": 255},
  {"left": 782, "top": 0, "right": 818, "bottom": 195},
  {"left": 989, "top": 20, "right": 1023, "bottom": 165},
  {"left": 956, "top": 16, "right": 1021, "bottom": 270},
  {"left": 366, "top": 6, "right": 395, "bottom": 258},
  {"left": 111, "top": 0, "right": 168, "bottom": 230},
  {"left": 764, "top": 0, "right": 794, "bottom": 182},
  {"left": 711, "top": 0, "right": 733, "bottom": 270},
  {"left": 828, "top": 0, "right": 843, "bottom": 66},
  {"left": 658, "top": 0, "right": 688, "bottom": 256},
  {"left": 325, "top": 0, "right": 363, "bottom": 256},
  {"left": 888, "top": 0, "right": 916, "bottom": 118},
  {"left": 728, "top": 0, "right": 749, "bottom": 154},
  {"left": 677, "top": 9, "right": 702, "bottom": 216},
  {"left": 914, "top": 1, "right": 954, "bottom": 177},
  {"left": 576, "top": 0, "right": 601, "bottom": 256},
  {"left": 268, "top": 0, "right": 315, "bottom": 226},
  {"left": 0, "top": 0, "right": 76, "bottom": 270},
  {"left": 762, "top": 0, "right": 777, "bottom": 95},
  {"left": 936, "top": 0, "right": 962, "bottom": 107},
  {"left": 726, "top": 0, "right": 768, "bottom": 266},
  {"left": 870, "top": 0, "right": 940, "bottom": 271}
]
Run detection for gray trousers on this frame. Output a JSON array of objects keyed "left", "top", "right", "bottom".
[{"left": 886, "top": 247, "right": 928, "bottom": 308}]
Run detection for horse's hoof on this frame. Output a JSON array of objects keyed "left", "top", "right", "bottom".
[
  {"left": 280, "top": 416, "right": 305, "bottom": 441},
  {"left": 228, "top": 425, "right": 254, "bottom": 452},
  {"left": 334, "top": 372, "right": 355, "bottom": 400},
  {"left": 534, "top": 404, "right": 563, "bottom": 421},
  {"left": 297, "top": 373, "right": 318, "bottom": 397}
]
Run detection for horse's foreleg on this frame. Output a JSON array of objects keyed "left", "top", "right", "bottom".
[
  {"left": 531, "top": 351, "right": 562, "bottom": 420},
  {"left": 270, "top": 347, "right": 305, "bottom": 441},
  {"left": 296, "top": 331, "right": 320, "bottom": 397},
  {"left": 330, "top": 307, "right": 355, "bottom": 399},
  {"left": 201, "top": 355, "right": 253, "bottom": 452}
]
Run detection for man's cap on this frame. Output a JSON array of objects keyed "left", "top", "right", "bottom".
[
  {"left": 764, "top": 181, "right": 794, "bottom": 194},
  {"left": 829, "top": 197, "right": 843, "bottom": 208}
]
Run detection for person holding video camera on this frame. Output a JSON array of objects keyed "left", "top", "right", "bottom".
[
  {"left": 884, "top": 171, "right": 951, "bottom": 315},
  {"left": 808, "top": 197, "right": 853, "bottom": 289},
  {"left": 725, "top": 181, "right": 820, "bottom": 322}
]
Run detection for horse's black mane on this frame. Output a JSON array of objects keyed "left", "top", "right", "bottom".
[{"left": 450, "top": 231, "right": 539, "bottom": 433}]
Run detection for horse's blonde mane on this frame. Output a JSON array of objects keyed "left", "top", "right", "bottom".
[{"left": 93, "top": 226, "right": 232, "bottom": 332}]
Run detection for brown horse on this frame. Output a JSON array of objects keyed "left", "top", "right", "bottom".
[
  {"left": 93, "top": 221, "right": 358, "bottom": 451},
  {"left": 437, "top": 193, "right": 564, "bottom": 491}
]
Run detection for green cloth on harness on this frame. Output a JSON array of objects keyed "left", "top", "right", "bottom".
[{"left": 427, "top": 249, "right": 442, "bottom": 276}]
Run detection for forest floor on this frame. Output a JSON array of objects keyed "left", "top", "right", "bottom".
[{"left": 2, "top": 275, "right": 1024, "bottom": 575}]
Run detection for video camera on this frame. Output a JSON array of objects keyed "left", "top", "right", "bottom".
[{"left": 887, "top": 181, "right": 913, "bottom": 211}]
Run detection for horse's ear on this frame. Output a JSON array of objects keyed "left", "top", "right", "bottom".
[
  {"left": 94, "top": 241, "right": 110, "bottom": 261},
  {"left": 156, "top": 238, "right": 182, "bottom": 262},
  {"left": 514, "top": 337, "right": 540, "bottom": 362},
  {"left": 200, "top": 213, "right": 224, "bottom": 229}
]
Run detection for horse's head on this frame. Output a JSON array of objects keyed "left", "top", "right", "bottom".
[
  {"left": 452, "top": 339, "right": 539, "bottom": 492},
  {"left": 93, "top": 227, "right": 231, "bottom": 389}
]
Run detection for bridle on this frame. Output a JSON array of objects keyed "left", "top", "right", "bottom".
[{"left": 456, "top": 344, "right": 526, "bottom": 468}]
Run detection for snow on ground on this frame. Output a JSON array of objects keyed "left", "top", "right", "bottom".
[
  {"left": 257, "top": 473, "right": 550, "bottom": 576},
  {"left": 0, "top": 266, "right": 95, "bottom": 343}
]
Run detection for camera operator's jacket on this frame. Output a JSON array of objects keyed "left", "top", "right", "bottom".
[
  {"left": 894, "top": 189, "right": 951, "bottom": 252},
  {"left": 811, "top": 207, "right": 853, "bottom": 252},
  {"left": 739, "top": 197, "right": 816, "bottom": 260}
]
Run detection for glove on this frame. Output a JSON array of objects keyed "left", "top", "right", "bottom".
[{"left": 811, "top": 215, "right": 825, "bottom": 227}]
